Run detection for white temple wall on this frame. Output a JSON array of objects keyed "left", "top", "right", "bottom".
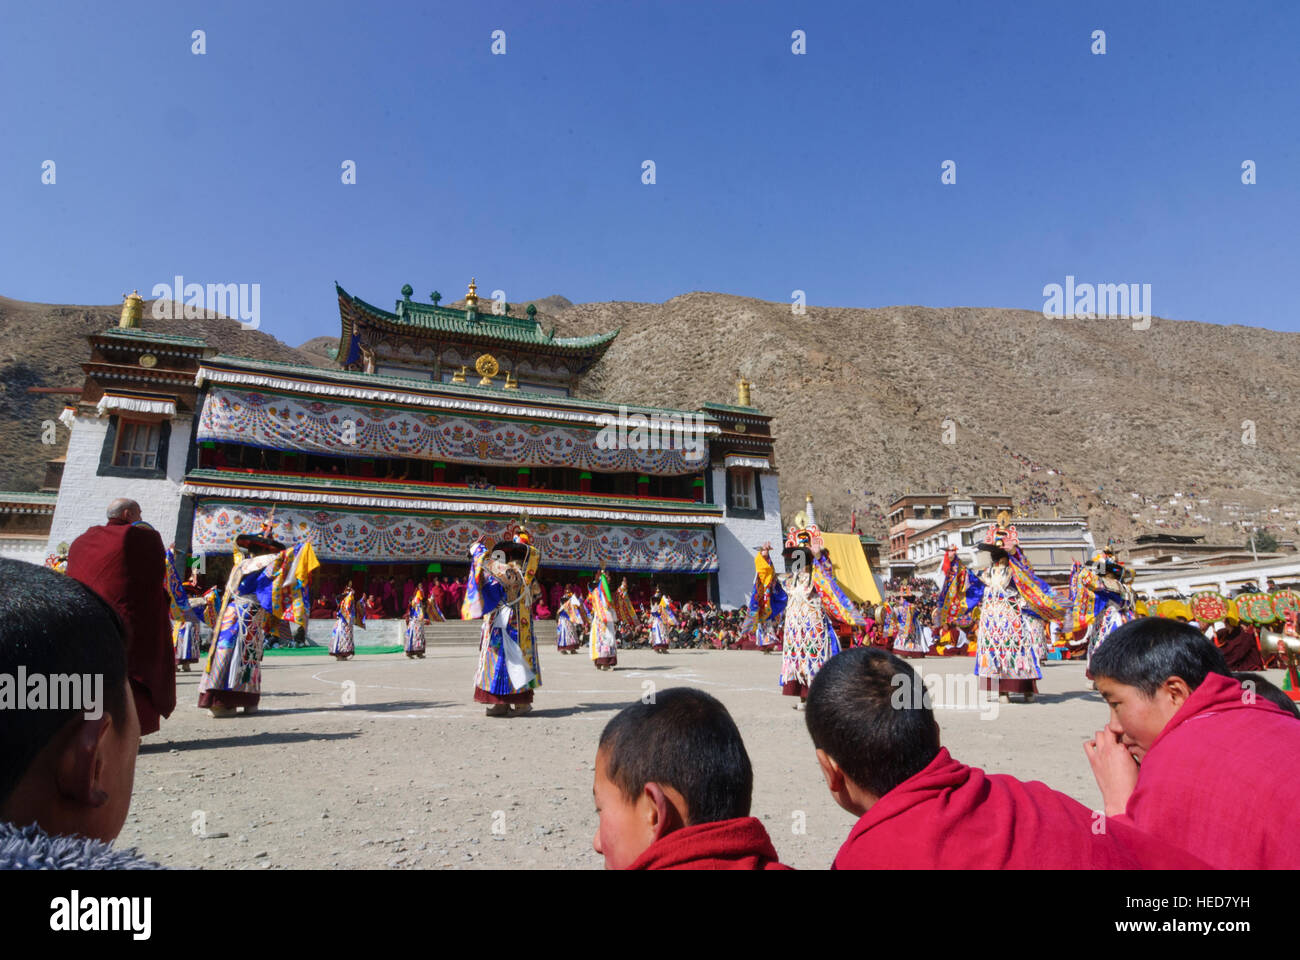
[
  {"left": 714, "top": 469, "right": 784, "bottom": 609},
  {"left": 46, "top": 415, "right": 191, "bottom": 552}
]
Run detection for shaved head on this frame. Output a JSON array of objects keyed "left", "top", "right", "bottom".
[{"left": 107, "top": 499, "right": 141, "bottom": 521}]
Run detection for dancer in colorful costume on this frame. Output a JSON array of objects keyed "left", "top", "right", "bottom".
[
  {"left": 890, "top": 592, "right": 928, "bottom": 658},
  {"left": 165, "top": 547, "right": 215, "bottom": 672},
  {"left": 198, "top": 520, "right": 318, "bottom": 717},
  {"left": 555, "top": 587, "right": 586, "bottom": 654},
  {"left": 588, "top": 565, "right": 619, "bottom": 670},
  {"left": 741, "top": 543, "right": 787, "bottom": 653},
  {"left": 466, "top": 522, "right": 542, "bottom": 716},
  {"left": 778, "top": 521, "right": 841, "bottom": 708},
  {"left": 941, "top": 513, "right": 1065, "bottom": 703},
  {"left": 648, "top": 587, "right": 678, "bottom": 653},
  {"left": 404, "top": 585, "right": 427, "bottom": 658},
  {"left": 1065, "top": 543, "right": 1136, "bottom": 683},
  {"left": 331, "top": 583, "right": 364, "bottom": 660}
]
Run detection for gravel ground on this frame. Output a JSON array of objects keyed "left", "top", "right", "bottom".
[{"left": 116, "top": 648, "right": 1280, "bottom": 870}]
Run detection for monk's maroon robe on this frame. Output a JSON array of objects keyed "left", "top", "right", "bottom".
[
  {"left": 1214, "top": 625, "right": 1264, "bottom": 671},
  {"left": 1115, "top": 672, "right": 1300, "bottom": 869},
  {"left": 66, "top": 518, "right": 176, "bottom": 735},
  {"left": 626, "top": 817, "right": 793, "bottom": 870},
  {"left": 833, "top": 748, "right": 1206, "bottom": 869}
]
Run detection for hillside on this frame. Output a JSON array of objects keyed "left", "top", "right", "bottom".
[
  {"left": 3, "top": 290, "right": 1296, "bottom": 548},
  {"left": 547, "top": 294, "right": 1300, "bottom": 546}
]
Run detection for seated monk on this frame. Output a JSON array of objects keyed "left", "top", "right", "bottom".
[
  {"left": 363, "top": 593, "right": 384, "bottom": 620},
  {"left": 806, "top": 647, "right": 1205, "bottom": 869},
  {"left": 592, "top": 687, "right": 791, "bottom": 870},
  {"left": 1214, "top": 617, "right": 1263, "bottom": 671},
  {"left": 1085, "top": 617, "right": 1300, "bottom": 869}
]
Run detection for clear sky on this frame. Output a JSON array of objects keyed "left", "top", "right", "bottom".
[{"left": 2, "top": 0, "right": 1297, "bottom": 345}]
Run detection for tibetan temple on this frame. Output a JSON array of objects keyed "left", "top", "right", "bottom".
[{"left": 43, "top": 283, "right": 783, "bottom": 608}]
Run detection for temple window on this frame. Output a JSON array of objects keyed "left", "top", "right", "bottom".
[
  {"left": 113, "top": 420, "right": 161, "bottom": 470},
  {"left": 730, "top": 469, "right": 755, "bottom": 510}
]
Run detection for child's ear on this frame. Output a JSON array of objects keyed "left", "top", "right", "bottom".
[
  {"left": 815, "top": 748, "right": 844, "bottom": 793},
  {"left": 1163, "top": 675, "right": 1193, "bottom": 710},
  {"left": 55, "top": 713, "right": 114, "bottom": 808}
]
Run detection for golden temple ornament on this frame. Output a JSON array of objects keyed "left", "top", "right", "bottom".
[
  {"left": 139, "top": 354, "right": 157, "bottom": 368},
  {"left": 464, "top": 277, "right": 479, "bottom": 310},
  {"left": 450, "top": 365, "right": 467, "bottom": 384},
  {"left": 475, "top": 353, "right": 499, "bottom": 386}
]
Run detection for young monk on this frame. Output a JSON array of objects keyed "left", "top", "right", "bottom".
[
  {"left": 1085, "top": 617, "right": 1300, "bottom": 869},
  {"left": 592, "top": 687, "right": 791, "bottom": 870},
  {"left": 806, "top": 646, "right": 1206, "bottom": 869}
]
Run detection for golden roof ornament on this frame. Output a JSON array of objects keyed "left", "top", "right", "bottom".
[
  {"left": 475, "top": 353, "right": 499, "bottom": 386},
  {"left": 119, "top": 290, "right": 143, "bottom": 328},
  {"left": 737, "top": 377, "right": 752, "bottom": 407},
  {"left": 503, "top": 370, "right": 519, "bottom": 390},
  {"left": 450, "top": 365, "right": 467, "bottom": 384},
  {"left": 464, "top": 277, "right": 479, "bottom": 310}
]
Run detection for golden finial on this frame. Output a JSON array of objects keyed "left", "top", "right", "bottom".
[
  {"left": 119, "top": 290, "right": 143, "bottom": 328},
  {"left": 465, "top": 277, "right": 479, "bottom": 309},
  {"left": 737, "top": 377, "right": 752, "bottom": 407}
]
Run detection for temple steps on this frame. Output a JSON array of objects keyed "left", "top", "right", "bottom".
[{"left": 301, "top": 617, "right": 558, "bottom": 648}]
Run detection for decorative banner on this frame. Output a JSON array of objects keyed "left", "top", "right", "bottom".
[
  {"left": 1272, "top": 590, "right": 1300, "bottom": 621},
  {"left": 1190, "top": 592, "right": 1229, "bottom": 624},
  {"left": 1235, "top": 592, "right": 1277, "bottom": 625},
  {"left": 191, "top": 501, "right": 718, "bottom": 572},
  {"left": 196, "top": 386, "right": 705, "bottom": 476}
]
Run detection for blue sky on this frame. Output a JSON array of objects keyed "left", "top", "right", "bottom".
[{"left": 2, "top": 0, "right": 1296, "bottom": 344}]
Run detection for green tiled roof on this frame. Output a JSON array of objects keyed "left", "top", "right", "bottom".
[
  {"left": 337, "top": 284, "right": 618, "bottom": 353},
  {"left": 200, "top": 354, "right": 721, "bottom": 423},
  {"left": 99, "top": 328, "right": 210, "bottom": 347},
  {"left": 184, "top": 469, "right": 722, "bottom": 517},
  {"left": 699, "top": 401, "right": 767, "bottom": 416},
  {"left": 0, "top": 491, "right": 58, "bottom": 503}
]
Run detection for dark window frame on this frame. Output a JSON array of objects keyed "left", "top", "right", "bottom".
[
  {"left": 98, "top": 415, "right": 171, "bottom": 480},
  {"left": 724, "top": 466, "right": 765, "bottom": 520}
]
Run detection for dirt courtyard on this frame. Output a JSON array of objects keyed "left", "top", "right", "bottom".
[{"left": 116, "top": 647, "right": 1249, "bottom": 870}]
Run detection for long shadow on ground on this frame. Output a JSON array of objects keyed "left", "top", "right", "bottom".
[{"left": 140, "top": 730, "right": 360, "bottom": 754}]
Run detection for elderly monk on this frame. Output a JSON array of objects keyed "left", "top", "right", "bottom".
[{"left": 65, "top": 498, "right": 175, "bottom": 736}]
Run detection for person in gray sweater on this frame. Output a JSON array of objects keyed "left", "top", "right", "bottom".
[{"left": 0, "top": 558, "right": 158, "bottom": 869}]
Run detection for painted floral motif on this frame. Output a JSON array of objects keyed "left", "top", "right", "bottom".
[
  {"left": 192, "top": 502, "right": 717, "bottom": 572},
  {"left": 197, "top": 386, "right": 704, "bottom": 476}
]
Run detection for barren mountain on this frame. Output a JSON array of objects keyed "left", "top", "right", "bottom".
[{"left": 2, "top": 291, "right": 1295, "bottom": 547}]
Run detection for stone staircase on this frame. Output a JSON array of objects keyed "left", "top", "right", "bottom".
[{"left": 303, "top": 618, "right": 558, "bottom": 648}]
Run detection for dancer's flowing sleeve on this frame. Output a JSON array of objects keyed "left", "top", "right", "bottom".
[
  {"left": 164, "top": 547, "right": 199, "bottom": 624},
  {"left": 462, "top": 541, "right": 487, "bottom": 619},
  {"left": 270, "top": 541, "right": 319, "bottom": 627},
  {"left": 1009, "top": 552, "right": 1066, "bottom": 621},
  {"left": 811, "top": 553, "right": 864, "bottom": 628},
  {"left": 1063, "top": 562, "right": 1102, "bottom": 639}
]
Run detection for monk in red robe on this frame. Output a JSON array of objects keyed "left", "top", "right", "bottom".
[
  {"left": 1086, "top": 617, "right": 1300, "bottom": 869},
  {"left": 65, "top": 498, "right": 176, "bottom": 737},
  {"left": 1213, "top": 619, "right": 1264, "bottom": 671},
  {"left": 593, "top": 687, "right": 791, "bottom": 870},
  {"left": 806, "top": 647, "right": 1205, "bottom": 869}
]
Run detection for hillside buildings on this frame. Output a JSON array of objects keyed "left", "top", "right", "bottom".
[{"left": 886, "top": 491, "right": 1096, "bottom": 584}]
